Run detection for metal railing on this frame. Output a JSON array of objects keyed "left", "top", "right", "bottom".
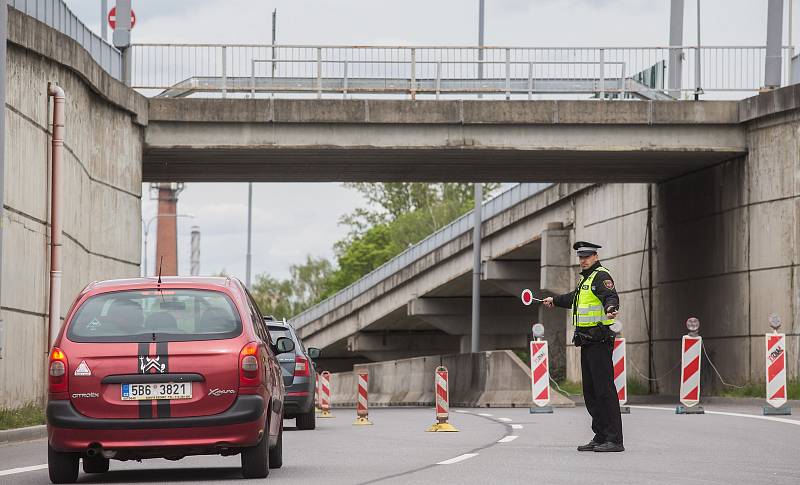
[
  {"left": 130, "top": 44, "right": 794, "bottom": 99},
  {"left": 9, "top": 0, "right": 123, "bottom": 81},
  {"left": 289, "top": 182, "right": 553, "bottom": 331}
]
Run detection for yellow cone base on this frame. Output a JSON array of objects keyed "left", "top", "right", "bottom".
[
  {"left": 318, "top": 410, "right": 334, "bottom": 418},
  {"left": 353, "top": 416, "right": 373, "bottom": 425},
  {"left": 426, "top": 422, "right": 459, "bottom": 432}
]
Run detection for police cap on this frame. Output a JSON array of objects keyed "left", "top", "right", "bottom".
[{"left": 573, "top": 241, "right": 602, "bottom": 257}]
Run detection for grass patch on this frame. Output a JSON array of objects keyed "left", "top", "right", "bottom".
[
  {"left": 555, "top": 380, "right": 583, "bottom": 396},
  {"left": 628, "top": 378, "right": 650, "bottom": 396},
  {"left": 513, "top": 348, "right": 529, "bottom": 367},
  {"left": 0, "top": 403, "right": 45, "bottom": 430},
  {"left": 718, "top": 379, "right": 800, "bottom": 399},
  {"left": 719, "top": 380, "right": 765, "bottom": 399}
]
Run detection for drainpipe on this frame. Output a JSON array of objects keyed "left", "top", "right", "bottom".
[{"left": 47, "top": 83, "right": 65, "bottom": 347}]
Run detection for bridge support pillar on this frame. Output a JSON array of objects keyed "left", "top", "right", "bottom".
[{"left": 539, "top": 222, "right": 572, "bottom": 381}]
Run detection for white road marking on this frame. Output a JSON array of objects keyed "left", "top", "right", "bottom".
[
  {"left": 437, "top": 453, "right": 478, "bottom": 465},
  {"left": 511, "top": 424, "right": 524, "bottom": 429},
  {"left": 455, "top": 410, "right": 469, "bottom": 414},
  {"left": 498, "top": 417, "right": 512, "bottom": 422},
  {"left": 498, "top": 435, "right": 519, "bottom": 443},
  {"left": 0, "top": 464, "right": 47, "bottom": 476},
  {"left": 628, "top": 405, "right": 800, "bottom": 426},
  {"left": 478, "top": 413, "right": 493, "bottom": 417}
]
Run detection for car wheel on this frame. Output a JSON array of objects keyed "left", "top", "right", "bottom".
[
  {"left": 82, "top": 456, "right": 110, "bottom": 474},
  {"left": 241, "top": 425, "right": 269, "bottom": 478},
  {"left": 296, "top": 410, "right": 316, "bottom": 430},
  {"left": 268, "top": 420, "right": 283, "bottom": 469},
  {"left": 48, "top": 444, "right": 79, "bottom": 484}
]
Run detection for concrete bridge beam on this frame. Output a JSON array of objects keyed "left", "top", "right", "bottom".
[{"left": 481, "top": 259, "right": 540, "bottom": 297}]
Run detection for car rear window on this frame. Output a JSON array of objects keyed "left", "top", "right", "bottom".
[
  {"left": 67, "top": 289, "right": 243, "bottom": 343},
  {"left": 267, "top": 327, "right": 291, "bottom": 345}
]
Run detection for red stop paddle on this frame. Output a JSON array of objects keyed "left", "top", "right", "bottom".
[{"left": 521, "top": 288, "right": 544, "bottom": 306}]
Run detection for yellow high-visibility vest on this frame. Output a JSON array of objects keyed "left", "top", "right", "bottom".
[{"left": 573, "top": 267, "right": 614, "bottom": 328}]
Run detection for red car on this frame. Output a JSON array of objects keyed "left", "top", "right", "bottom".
[{"left": 46, "top": 277, "right": 293, "bottom": 483}]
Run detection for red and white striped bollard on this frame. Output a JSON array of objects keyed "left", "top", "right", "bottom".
[
  {"left": 764, "top": 314, "right": 791, "bottom": 415},
  {"left": 314, "top": 372, "right": 321, "bottom": 412},
  {"left": 319, "top": 370, "right": 333, "bottom": 418},
  {"left": 677, "top": 317, "right": 704, "bottom": 414},
  {"left": 613, "top": 337, "right": 630, "bottom": 413},
  {"left": 427, "top": 365, "right": 458, "bottom": 432},
  {"left": 529, "top": 323, "right": 553, "bottom": 414},
  {"left": 353, "top": 371, "right": 373, "bottom": 425}
]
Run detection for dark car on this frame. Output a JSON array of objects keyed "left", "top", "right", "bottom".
[
  {"left": 265, "top": 318, "right": 320, "bottom": 430},
  {"left": 47, "top": 277, "right": 294, "bottom": 483}
]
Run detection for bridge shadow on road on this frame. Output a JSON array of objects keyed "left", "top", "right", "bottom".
[{"left": 76, "top": 467, "right": 244, "bottom": 483}]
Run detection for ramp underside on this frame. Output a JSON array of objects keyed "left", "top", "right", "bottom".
[{"left": 143, "top": 146, "right": 742, "bottom": 183}]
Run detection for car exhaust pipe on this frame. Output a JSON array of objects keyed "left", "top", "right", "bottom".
[{"left": 86, "top": 445, "right": 101, "bottom": 458}]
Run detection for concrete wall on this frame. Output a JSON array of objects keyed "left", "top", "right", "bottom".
[
  {"left": 563, "top": 87, "right": 800, "bottom": 394},
  {"left": 328, "top": 351, "right": 574, "bottom": 408},
  {"left": 651, "top": 103, "right": 799, "bottom": 394},
  {"left": 0, "top": 9, "right": 146, "bottom": 407},
  {"left": 563, "top": 183, "right": 654, "bottom": 392}
]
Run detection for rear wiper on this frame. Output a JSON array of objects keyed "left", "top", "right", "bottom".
[{"left": 152, "top": 332, "right": 157, "bottom": 342}]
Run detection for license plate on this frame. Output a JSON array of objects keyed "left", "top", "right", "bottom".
[{"left": 121, "top": 382, "right": 192, "bottom": 401}]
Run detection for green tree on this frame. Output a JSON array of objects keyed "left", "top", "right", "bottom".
[
  {"left": 250, "top": 183, "right": 503, "bottom": 315},
  {"left": 325, "top": 182, "right": 500, "bottom": 293},
  {"left": 250, "top": 255, "right": 335, "bottom": 318}
]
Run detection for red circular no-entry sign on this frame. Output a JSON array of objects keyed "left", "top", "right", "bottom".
[{"left": 108, "top": 7, "right": 136, "bottom": 30}]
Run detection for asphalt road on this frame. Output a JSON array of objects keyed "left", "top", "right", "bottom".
[{"left": 1, "top": 404, "right": 799, "bottom": 484}]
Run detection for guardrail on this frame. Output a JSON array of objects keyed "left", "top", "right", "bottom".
[
  {"left": 130, "top": 44, "right": 793, "bottom": 99},
  {"left": 289, "top": 182, "right": 552, "bottom": 331},
  {"left": 9, "top": 0, "right": 123, "bottom": 81}
]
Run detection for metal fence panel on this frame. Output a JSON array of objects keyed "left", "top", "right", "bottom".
[
  {"left": 130, "top": 44, "right": 793, "bottom": 100},
  {"left": 10, "top": 0, "right": 123, "bottom": 81}
]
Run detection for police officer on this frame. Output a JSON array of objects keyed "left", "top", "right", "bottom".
[{"left": 543, "top": 241, "right": 624, "bottom": 452}]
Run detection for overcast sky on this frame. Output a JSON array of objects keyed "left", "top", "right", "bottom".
[{"left": 64, "top": 0, "right": 794, "bottom": 280}]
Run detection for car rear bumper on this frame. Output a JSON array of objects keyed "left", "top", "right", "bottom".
[
  {"left": 48, "top": 395, "right": 265, "bottom": 453},
  {"left": 283, "top": 391, "right": 314, "bottom": 417}
]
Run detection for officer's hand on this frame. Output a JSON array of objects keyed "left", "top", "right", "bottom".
[
  {"left": 543, "top": 297, "right": 554, "bottom": 308},
  {"left": 606, "top": 309, "right": 619, "bottom": 319}
]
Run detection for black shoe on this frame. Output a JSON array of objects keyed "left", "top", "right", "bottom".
[
  {"left": 577, "top": 440, "right": 603, "bottom": 451},
  {"left": 593, "top": 442, "right": 624, "bottom": 452}
]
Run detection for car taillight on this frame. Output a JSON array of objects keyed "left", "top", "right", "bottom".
[
  {"left": 49, "top": 347, "right": 68, "bottom": 394},
  {"left": 239, "top": 341, "right": 260, "bottom": 387},
  {"left": 294, "top": 355, "right": 310, "bottom": 377}
]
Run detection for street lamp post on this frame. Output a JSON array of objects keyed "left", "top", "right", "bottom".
[{"left": 142, "top": 213, "right": 194, "bottom": 277}]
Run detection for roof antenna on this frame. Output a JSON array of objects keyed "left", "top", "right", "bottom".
[{"left": 157, "top": 256, "right": 163, "bottom": 285}]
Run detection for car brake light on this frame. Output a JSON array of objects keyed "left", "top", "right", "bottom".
[
  {"left": 239, "top": 341, "right": 260, "bottom": 387},
  {"left": 294, "top": 355, "right": 310, "bottom": 377},
  {"left": 49, "top": 347, "right": 68, "bottom": 394}
]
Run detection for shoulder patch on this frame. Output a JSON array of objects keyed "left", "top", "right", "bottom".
[{"left": 603, "top": 279, "right": 615, "bottom": 290}]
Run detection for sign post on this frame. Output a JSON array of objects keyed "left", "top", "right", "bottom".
[{"left": 108, "top": 7, "right": 137, "bottom": 30}]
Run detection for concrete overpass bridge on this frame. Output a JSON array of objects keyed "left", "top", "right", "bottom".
[{"left": 144, "top": 98, "right": 744, "bottom": 183}]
